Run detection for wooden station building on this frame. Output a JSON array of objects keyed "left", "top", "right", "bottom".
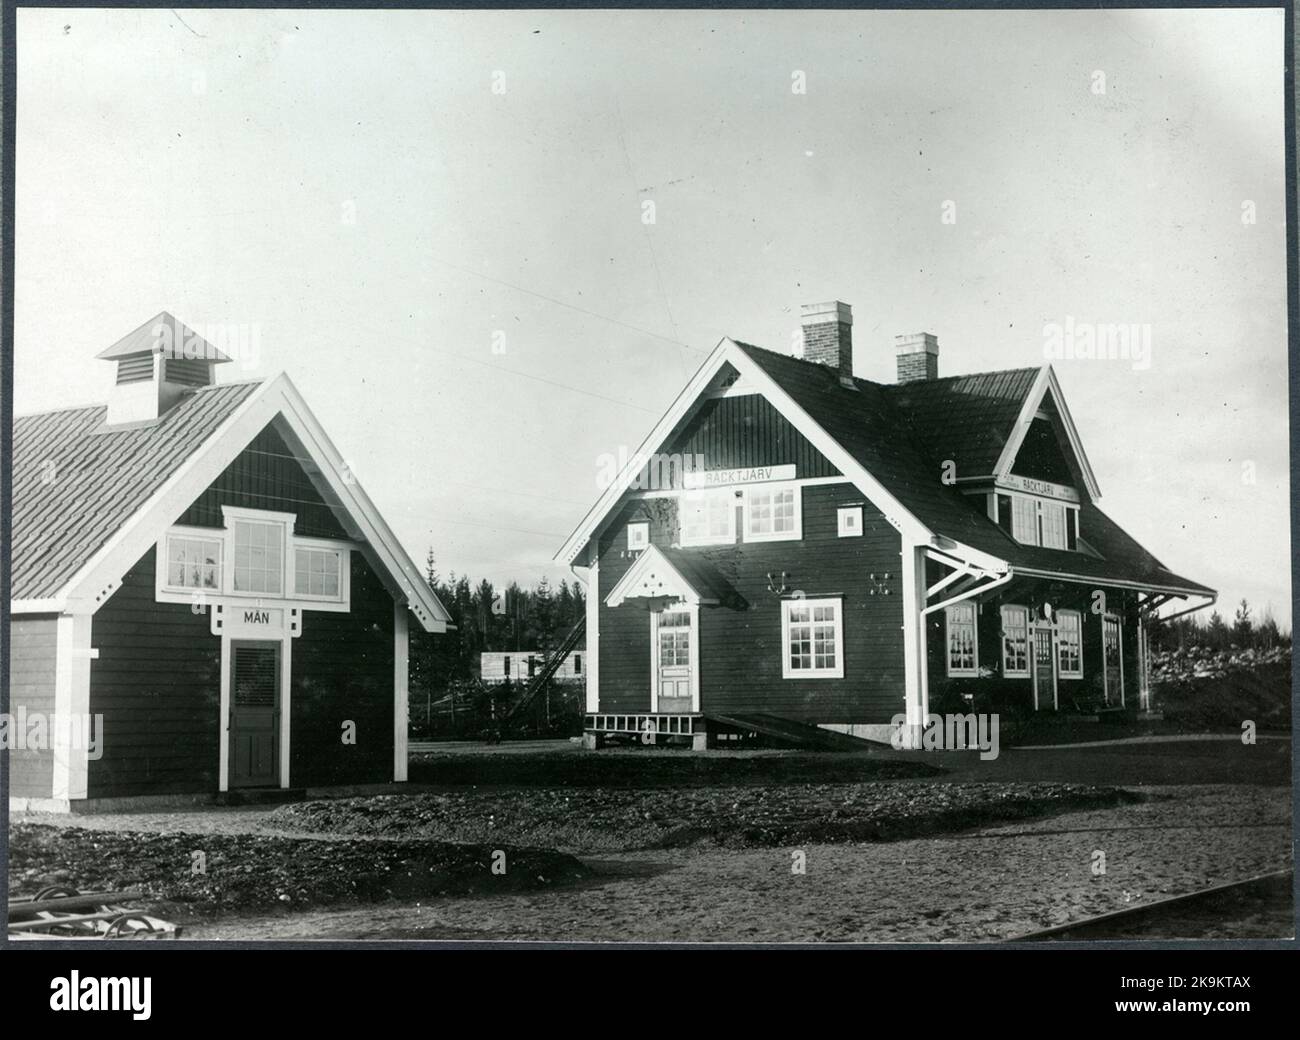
[
  {"left": 557, "top": 301, "right": 1215, "bottom": 748},
  {"left": 8, "top": 313, "right": 452, "bottom": 811}
]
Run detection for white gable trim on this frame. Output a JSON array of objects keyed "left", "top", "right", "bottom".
[
  {"left": 992, "top": 366, "right": 1102, "bottom": 501},
  {"left": 604, "top": 545, "right": 715, "bottom": 608},
  {"left": 29, "top": 375, "right": 450, "bottom": 632},
  {"left": 556, "top": 339, "right": 737, "bottom": 565},
  {"left": 557, "top": 338, "right": 937, "bottom": 564}
]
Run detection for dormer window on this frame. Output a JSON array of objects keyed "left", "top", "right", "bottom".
[{"left": 1000, "top": 491, "right": 1078, "bottom": 551}]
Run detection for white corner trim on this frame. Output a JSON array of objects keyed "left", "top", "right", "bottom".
[
  {"left": 393, "top": 602, "right": 409, "bottom": 782},
  {"left": 581, "top": 556, "right": 599, "bottom": 713},
  {"left": 51, "top": 613, "right": 94, "bottom": 802}
]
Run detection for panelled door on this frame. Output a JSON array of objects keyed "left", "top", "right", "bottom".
[
  {"left": 229, "top": 641, "right": 281, "bottom": 788},
  {"left": 654, "top": 607, "right": 694, "bottom": 714},
  {"left": 1102, "top": 614, "right": 1124, "bottom": 706},
  {"left": 1031, "top": 625, "right": 1057, "bottom": 711}
]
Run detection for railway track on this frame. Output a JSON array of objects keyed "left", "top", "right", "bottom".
[{"left": 1007, "top": 868, "right": 1294, "bottom": 941}]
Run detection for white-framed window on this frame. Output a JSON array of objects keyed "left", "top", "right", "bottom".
[
  {"left": 781, "top": 597, "right": 843, "bottom": 678},
  {"left": 746, "top": 483, "right": 801, "bottom": 542},
  {"left": 837, "top": 505, "right": 863, "bottom": 537},
  {"left": 1000, "top": 604, "right": 1030, "bottom": 677},
  {"left": 658, "top": 608, "right": 692, "bottom": 667},
  {"left": 1007, "top": 492, "right": 1077, "bottom": 550},
  {"left": 945, "top": 602, "right": 979, "bottom": 676},
  {"left": 1040, "top": 501, "right": 1068, "bottom": 550},
  {"left": 231, "top": 518, "right": 286, "bottom": 594},
  {"left": 679, "top": 490, "right": 736, "bottom": 546},
  {"left": 293, "top": 544, "right": 344, "bottom": 600},
  {"left": 163, "top": 533, "right": 222, "bottom": 590},
  {"left": 1011, "top": 496, "right": 1038, "bottom": 545},
  {"left": 1057, "top": 609, "right": 1083, "bottom": 677},
  {"left": 627, "top": 521, "right": 650, "bottom": 551}
]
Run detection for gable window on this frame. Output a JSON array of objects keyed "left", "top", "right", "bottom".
[
  {"left": 837, "top": 505, "right": 863, "bottom": 537},
  {"left": 573, "top": 654, "right": 582, "bottom": 675},
  {"left": 627, "top": 521, "right": 650, "bottom": 551},
  {"left": 1007, "top": 492, "right": 1077, "bottom": 551},
  {"left": 164, "top": 534, "right": 221, "bottom": 590},
  {"left": 679, "top": 490, "right": 735, "bottom": 547},
  {"left": 232, "top": 519, "right": 285, "bottom": 594},
  {"left": 1040, "top": 501, "right": 1067, "bottom": 550},
  {"left": 294, "top": 545, "right": 343, "bottom": 600},
  {"left": 1000, "top": 605, "right": 1030, "bottom": 677},
  {"left": 945, "top": 602, "right": 978, "bottom": 676},
  {"left": 1057, "top": 610, "right": 1083, "bottom": 678},
  {"left": 781, "top": 597, "right": 843, "bottom": 678},
  {"left": 1011, "top": 496, "right": 1038, "bottom": 544},
  {"left": 746, "top": 484, "right": 801, "bottom": 542}
]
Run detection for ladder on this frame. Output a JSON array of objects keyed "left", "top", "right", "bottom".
[{"left": 496, "top": 617, "right": 586, "bottom": 734}]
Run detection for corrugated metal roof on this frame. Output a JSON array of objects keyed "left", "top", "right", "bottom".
[
  {"left": 11, "top": 381, "right": 261, "bottom": 600},
  {"left": 734, "top": 342, "right": 1213, "bottom": 596}
]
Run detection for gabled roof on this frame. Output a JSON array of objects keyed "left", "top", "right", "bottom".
[
  {"left": 735, "top": 343, "right": 1210, "bottom": 596},
  {"left": 884, "top": 368, "right": 1040, "bottom": 478},
  {"left": 12, "top": 382, "right": 260, "bottom": 600},
  {"left": 558, "top": 336, "right": 1213, "bottom": 600},
  {"left": 604, "top": 545, "right": 738, "bottom": 608},
  {"left": 12, "top": 374, "right": 453, "bottom": 630}
]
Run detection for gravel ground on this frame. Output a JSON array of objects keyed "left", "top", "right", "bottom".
[
  {"left": 260, "top": 782, "right": 1138, "bottom": 852},
  {"left": 176, "top": 784, "right": 1291, "bottom": 942}
]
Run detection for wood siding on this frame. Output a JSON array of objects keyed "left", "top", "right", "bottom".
[
  {"left": 597, "top": 484, "right": 905, "bottom": 723},
  {"left": 7, "top": 615, "right": 59, "bottom": 797},
  {"left": 290, "top": 552, "right": 395, "bottom": 787},
  {"left": 177, "top": 422, "right": 348, "bottom": 539},
  {"left": 926, "top": 572, "right": 1144, "bottom": 709},
  {"left": 633, "top": 393, "right": 842, "bottom": 489},
  {"left": 88, "top": 551, "right": 222, "bottom": 798}
]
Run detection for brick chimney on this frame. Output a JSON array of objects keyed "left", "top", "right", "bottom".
[
  {"left": 895, "top": 332, "right": 939, "bottom": 383},
  {"left": 800, "top": 301, "right": 855, "bottom": 388}
]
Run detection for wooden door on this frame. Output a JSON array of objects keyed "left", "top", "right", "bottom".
[
  {"left": 229, "top": 641, "right": 280, "bottom": 788},
  {"left": 1031, "top": 625, "right": 1056, "bottom": 711},
  {"left": 1102, "top": 614, "right": 1124, "bottom": 706},
  {"left": 655, "top": 608, "right": 693, "bottom": 713}
]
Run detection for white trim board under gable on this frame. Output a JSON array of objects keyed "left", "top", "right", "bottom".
[
  {"left": 28, "top": 374, "right": 451, "bottom": 632},
  {"left": 992, "top": 366, "right": 1102, "bottom": 502},
  {"left": 557, "top": 338, "right": 939, "bottom": 565}
]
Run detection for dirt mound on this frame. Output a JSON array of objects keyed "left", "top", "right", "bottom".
[{"left": 8, "top": 823, "right": 590, "bottom": 919}]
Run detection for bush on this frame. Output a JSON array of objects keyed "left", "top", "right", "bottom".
[{"left": 1155, "top": 660, "right": 1291, "bottom": 731}]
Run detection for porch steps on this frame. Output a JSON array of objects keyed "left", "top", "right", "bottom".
[{"left": 702, "top": 712, "right": 880, "bottom": 752}]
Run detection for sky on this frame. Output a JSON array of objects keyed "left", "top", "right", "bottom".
[{"left": 13, "top": 8, "right": 1290, "bottom": 625}]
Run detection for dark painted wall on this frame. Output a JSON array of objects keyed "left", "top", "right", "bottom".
[
  {"left": 290, "top": 552, "right": 395, "bottom": 787},
  {"left": 597, "top": 484, "right": 905, "bottom": 724},
  {"left": 926, "top": 573, "right": 1143, "bottom": 710},
  {"left": 89, "top": 551, "right": 222, "bottom": 798},
  {"left": 8, "top": 615, "right": 59, "bottom": 798},
  {"left": 177, "top": 422, "right": 348, "bottom": 540}
]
